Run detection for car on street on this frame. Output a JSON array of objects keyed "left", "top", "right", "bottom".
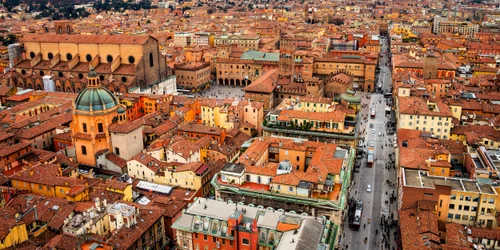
[
  {"left": 378, "top": 132, "right": 382, "bottom": 136},
  {"left": 371, "top": 129, "right": 375, "bottom": 134},
  {"left": 367, "top": 185, "right": 372, "bottom": 192},
  {"left": 370, "top": 141, "right": 374, "bottom": 147},
  {"left": 369, "top": 124, "right": 373, "bottom": 128}
]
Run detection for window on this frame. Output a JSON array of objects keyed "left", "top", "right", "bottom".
[
  {"left": 460, "top": 195, "right": 464, "bottom": 201},
  {"left": 115, "top": 147, "right": 120, "bottom": 156},
  {"left": 212, "top": 236, "right": 216, "bottom": 243},
  {"left": 149, "top": 53, "right": 154, "bottom": 67},
  {"left": 204, "top": 235, "right": 208, "bottom": 241},
  {"left": 449, "top": 204, "right": 455, "bottom": 209},
  {"left": 194, "top": 233, "right": 198, "bottom": 239},
  {"left": 98, "top": 123, "right": 104, "bottom": 133},
  {"left": 483, "top": 198, "right": 487, "bottom": 203},
  {"left": 81, "top": 146, "right": 87, "bottom": 155},
  {"left": 473, "top": 197, "right": 479, "bottom": 202},
  {"left": 242, "top": 238, "right": 250, "bottom": 245},
  {"left": 448, "top": 213, "right": 453, "bottom": 219},
  {"left": 289, "top": 186, "right": 294, "bottom": 192},
  {"left": 296, "top": 156, "right": 300, "bottom": 161},
  {"left": 86, "top": 54, "right": 92, "bottom": 62},
  {"left": 439, "top": 200, "right": 443, "bottom": 207},
  {"left": 458, "top": 205, "right": 462, "bottom": 210},
  {"left": 48, "top": 52, "right": 54, "bottom": 59},
  {"left": 489, "top": 198, "right": 495, "bottom": 204},
  {"left": 66, "top": 53, "right": 73, "bottom": 61},
  {"left": 106, "top": 55, "right": 113, "bottom": 63},
  {"left": 222, "top": 239, "right": 226, "bottom": 245},
  {"left": 450, "top": 194, "right": 456, "bottom": 200},
  {"left": 128, "top": 56, "right": 135, "bottom": 64},
  {"left": 83, "top": 123, "right": 87, "bottom": 132},
  {"left": 277, "top": 185, "right": 281, "bottom": 190},
  {"left": 462, "top": 215, "right": 468, "bottom": 220},
  {"left": 60, "top": 189, "right": 65, "bottom": 194},
  {"left": 472, "top": 206, "right": 477, "bottom": 212},
  {"left": 470, "top": 216, "right": 475, "bottom": 221},
  {"left": 464, "top": 206, "right": 470, "bottom": 211},
  {"left": 454, "top": 214, "right": 460, "bottom": 219},
  {"left": 465, "top": 196, "right": 471, "bottom": 201}
]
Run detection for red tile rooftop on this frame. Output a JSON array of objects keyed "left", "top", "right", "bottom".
[{"left": 217, "top": 176, "right": 270, "bottom": 192}]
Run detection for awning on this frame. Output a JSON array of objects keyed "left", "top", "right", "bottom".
[{"left": 195, "top": 164, "right": 209, "bottom": 175}]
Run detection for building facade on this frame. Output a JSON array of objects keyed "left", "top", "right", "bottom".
[{"left": 8, "top": 34, "right": 167, "bottom": 93}]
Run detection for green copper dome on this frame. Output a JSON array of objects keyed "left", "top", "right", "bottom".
[
  {"left": 117, "top": 106, "right": 126, "bottom": 114},
  {"left": 75, "top": 87, "right": 118, "bottom": 112}
]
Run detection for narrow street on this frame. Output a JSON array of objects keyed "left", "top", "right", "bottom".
[{"left": 340, "top": 37, "right": 399, "bottom": 250}]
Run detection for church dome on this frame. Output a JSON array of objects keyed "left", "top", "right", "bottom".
[
  {"left": 117, "top": 106, "right": 126, "bottom": 114},
  {"left": 74, "top": 87, "right": 118, "bottom": 112}
]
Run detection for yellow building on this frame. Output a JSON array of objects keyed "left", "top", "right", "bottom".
[
  {"left": 156, "top": 162, "right": 211, "bottom": 196},
  {"left": 397, "top": 96, "right": 454, "bottom": 139},
  {"left": 10, "top": 164, "right": 90, "bottom": 202},
  {"left": 71, "top": 69, "right": 121, "bottom": 166},
  {"left": 0, "top": 220, "right": 28, "bottom": 249}
]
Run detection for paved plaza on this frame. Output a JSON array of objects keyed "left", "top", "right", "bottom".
[{"left": 194, "top": 84, "right": 245, "bottom": 99}]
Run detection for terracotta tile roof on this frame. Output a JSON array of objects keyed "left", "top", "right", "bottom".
[
  {"left": 174, "top": 162, "right": 205, "bottom": 172},
  {"left": 178, "top": 123, "right": 222, "bottom": 136},
  {"left": 399, "top": 208, "right": 441, "bottom": 250},
  {"left": 105, "top": 153, "right": 127, "bottom": 169},
  {"left": 0, "top": 142, "right": 30, "bottom": 157},
  {"left": 151, "top": 196, "right": 186, "bottom": 218},
  {"left": 22, "top": 34, "right": 151, "bottom": 45},
  {"left": 470, "top": 226, "right": 500, "bottom": 240},
  {"left": 403, "top": 95, "right": 451, "bottom": 114},
  {"left": 109, "top": 118, "right": 143, "bottom": 133},
  {"left": 444, "top": 223, "right": 470, "bottom": 248},
  {"left": 106, "top": 203, "right": 164, "bottom": 249},
  {"left": 131, "top": 153, "right": 167, "bottom": 173},
  {"left": 106, "top": 179, "right": 129, "bottom": 190},
  {"left": 242, "top": 69, "right": 278, "bottom": 93},
  {"left": 167, "top": 138, "right": 201, "bottom": 158},
  {"left": 52, "top": 131, "right": 72, "bottom": 142},
  {"left": 72, "top": 132, "right": 92, "bottom": 140},
  {"left": 15, "top": 113, "right": 73, "bottom": 140}
]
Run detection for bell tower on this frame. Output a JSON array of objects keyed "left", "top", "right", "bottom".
[
  {"left": 87, "top": 67, "right": 100, "bottom": 87},
  {"left": 279, "top": 36, "right": 296, "bottom": 78}
]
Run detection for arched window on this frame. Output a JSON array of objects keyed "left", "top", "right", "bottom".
[
  {"left": 66, "top": 53, "right": 73, "bottom": 61},
  {"left": 106, "top": 55, "right": 113, "bottom": 63},
  {"left": 67, "top": 26, "right": 71, "bottom": 33},
  {"left": 86, "top": 54, "right": 92, "bottom": 62},
  {"left": 58, "top": 27, "right": 62, "bottom": 34},
  {"left": 149, "top": 53, "right": 154, "bottom": 67},
  {"left": 29, "top": 52, "right": 35, "bottom": 59}
]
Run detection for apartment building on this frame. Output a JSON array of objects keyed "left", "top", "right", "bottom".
[
  {"left": 264, "top": 97, "right": 357, "bottom": 143},
  {"left": 174, "top": 62, "right": 211, "bottom": 91},
  {"left": 400, "top": 168, "right": 499, "bottom": 229},
  {"left": 172, "top": 198, "right": 336, "bottom": 250},
  {"left": 212, "top": 137, "right": 354, "bottom": 227},
  {"left": 214, "top": 34, "right": 261, "bottom": 50},
  {"left": 200, "top": 98, "right": 264, "bottom": 136},
  {"left": 174, "top": 32, "right": 194, "bottom": 47},
  {"left": 433, "top": 16, "right": 479, "bottom": 38},
  {"left": 397, "top": 96, "right": 454, "bottom": 139}
]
